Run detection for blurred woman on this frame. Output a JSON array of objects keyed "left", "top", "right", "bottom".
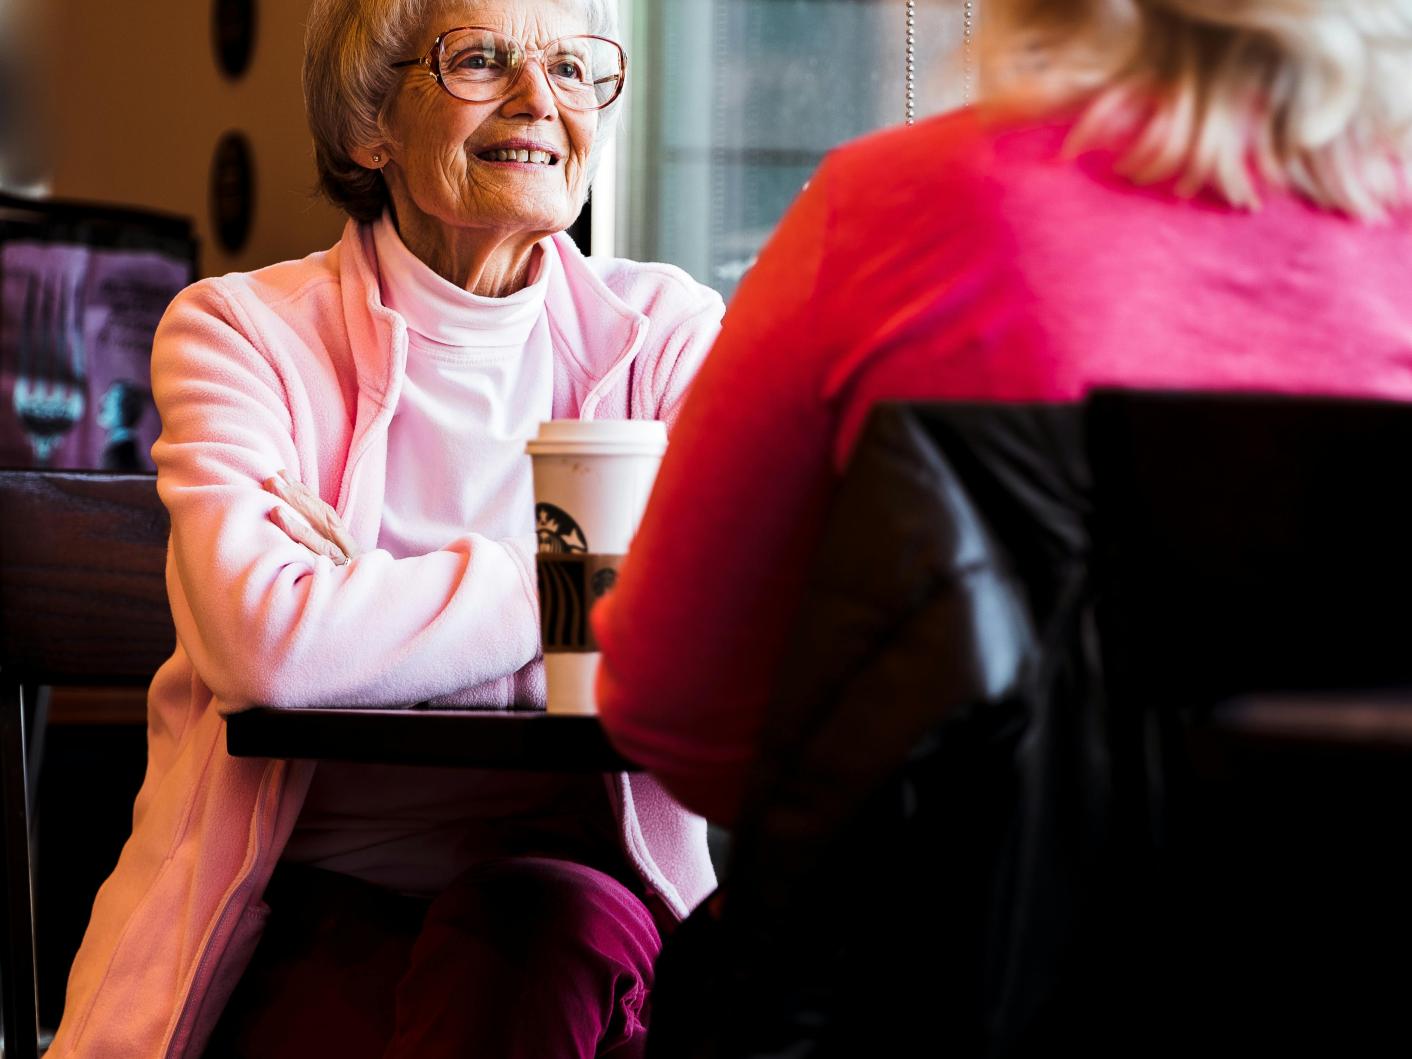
[
  {"left": 51, "top": 1, "right": 721, "bottom": 1057},
  {"left": 594, "top": 0, "right": 1412, "bottom": 826}
]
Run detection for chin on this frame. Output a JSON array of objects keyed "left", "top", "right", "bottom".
[{"left": 501, "top": 204, "right": 578, "bottom": 237}]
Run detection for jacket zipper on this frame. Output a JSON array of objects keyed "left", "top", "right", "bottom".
[{"left": 164, "top": 758, "right": 284, "bottom": 1058}]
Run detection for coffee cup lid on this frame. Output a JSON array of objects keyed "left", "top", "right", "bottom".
[{"left": 525, "top": 418, "right": 668, "bottom": 457}]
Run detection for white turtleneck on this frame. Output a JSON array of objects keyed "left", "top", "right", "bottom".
[
  {"left": 374, "top": 212, "right": 555, "bottom": 560},
  {"left": 282, "top": 215, "right": 619, "bottom": 897}
]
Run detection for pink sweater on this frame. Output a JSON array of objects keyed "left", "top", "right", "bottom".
[
  {"left": 594, "top": 107, "right": 1412, "bottom": 827},
  {"left": 50, "top": 222, "right": 723, "bottom": 1059}
]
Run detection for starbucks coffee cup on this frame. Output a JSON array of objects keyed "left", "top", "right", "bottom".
[{"left": 526, "top": 419, "right": 668, "bottom": 714}]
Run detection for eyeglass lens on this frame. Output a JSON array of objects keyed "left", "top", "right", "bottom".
[{"left": 438, "top": 29, "right": 623, "bottom": 110}]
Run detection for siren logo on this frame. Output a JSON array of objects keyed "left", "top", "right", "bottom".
[{"left": 536, "top": 503, "right": 588, "bottom": 554}]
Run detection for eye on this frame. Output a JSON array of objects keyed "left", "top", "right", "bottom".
[
  {"left": 448, "top": 48, "right": 503, "bottom": 73},
  {"left": 548, "top": 56, "right": 588, "bottom": 82}
]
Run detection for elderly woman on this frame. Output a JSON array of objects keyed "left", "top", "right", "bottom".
[
  {"left": 595, "top": 0, "right": 1412, "bottom": 826},
  {"left": 49, "top": 2, "right": 721, "bottom": 1057}
]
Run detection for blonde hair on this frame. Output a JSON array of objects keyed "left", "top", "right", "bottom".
[
  {"left": 304, "top": 0, "right": 622, "bottom": 223},
  {"left": 980, "top": 0, "right": 1412, "bottom": 219}
]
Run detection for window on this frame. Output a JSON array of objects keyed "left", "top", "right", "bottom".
[{"left": 610, "top": 0, "right": 972, "bottom": 299}]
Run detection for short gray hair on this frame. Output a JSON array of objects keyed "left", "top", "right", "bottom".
[{"left": 304, "top": 0, "right": 622, "bottom": 224}]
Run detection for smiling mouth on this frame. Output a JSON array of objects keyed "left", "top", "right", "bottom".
[{"left": 476, "top": 148, "right": 561, "bottom": 165}]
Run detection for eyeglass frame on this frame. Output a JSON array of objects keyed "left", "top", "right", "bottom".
[{"left": 390, "top": 26, "right": 627, "bottom": 112}]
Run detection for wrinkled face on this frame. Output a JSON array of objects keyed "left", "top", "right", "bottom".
[{"left": 383, "top": 0, "right": 598, "bottom": 237}]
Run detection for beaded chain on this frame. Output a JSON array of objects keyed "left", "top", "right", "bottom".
[{"left": 906, "top": 0, "right": 976, "bottom": 125}]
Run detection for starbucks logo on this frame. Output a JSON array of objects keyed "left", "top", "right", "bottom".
[{"left": 536, "top": 503, "right": 587, "bottom": 554}]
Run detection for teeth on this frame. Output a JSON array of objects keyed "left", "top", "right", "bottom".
[{"left": 480, "top": 148, "right": 556, "bottom": 164}]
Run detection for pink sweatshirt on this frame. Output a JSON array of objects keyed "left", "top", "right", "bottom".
[
  {"left": 50, "top": 221, "right": 723, "bottom": 1059},
  {"left": 594, "top": 107, "right": 1412, "bottom": 827}
]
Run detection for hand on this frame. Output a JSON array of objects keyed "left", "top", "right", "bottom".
[{"left": 263, "top": 470, "right": 361, "bottom": 566}]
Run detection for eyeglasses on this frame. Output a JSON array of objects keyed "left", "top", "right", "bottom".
[{"left": 391, "top": 27, "right": 626, "bottom": 112}]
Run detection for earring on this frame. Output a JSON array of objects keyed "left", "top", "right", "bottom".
[{"left": 371, "top": 153, "right": 381, "bottom": 165}]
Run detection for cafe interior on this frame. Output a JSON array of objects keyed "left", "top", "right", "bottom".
[{"left": 2, "top": 0, "right": 1412, "bottom": 1056}]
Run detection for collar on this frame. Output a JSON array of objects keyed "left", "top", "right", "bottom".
[
  {"left": 336, "top": 219, "right": 646, "bottom": 412},
  {"left": 370, "top": 212, "right": 553, "bottom": 353}
]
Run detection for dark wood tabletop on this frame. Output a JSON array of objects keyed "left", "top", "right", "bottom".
[{"left": 225, "top": 705, "right": 639, "bottom": 771}]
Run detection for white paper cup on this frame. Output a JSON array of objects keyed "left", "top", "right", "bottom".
[{"left": 526, "top": 420, "right": 667, "bottom": 714}]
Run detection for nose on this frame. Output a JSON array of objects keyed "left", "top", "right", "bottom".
[{"left": 500, "top": 57, "right": 559, "bottom": 122}]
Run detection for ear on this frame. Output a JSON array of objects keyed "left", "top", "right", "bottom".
[{"left": 354, "top": 144, "right": 392, "bottom": 170}]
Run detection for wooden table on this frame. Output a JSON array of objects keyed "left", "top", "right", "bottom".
[{"left": 225, "top": 705, "right": 638, "bottom": 771}]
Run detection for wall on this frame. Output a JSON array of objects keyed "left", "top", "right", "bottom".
[{"left": 36, "top": 0, "right": 346, "bottom": 277}]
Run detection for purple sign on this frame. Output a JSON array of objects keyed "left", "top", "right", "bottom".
[{"left": 0, "top": 235, "right": 192, "bottom": 470}]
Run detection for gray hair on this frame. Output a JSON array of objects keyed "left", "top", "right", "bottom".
[{"left": 304, "top": 0, "right": 622, "bottom": 224}]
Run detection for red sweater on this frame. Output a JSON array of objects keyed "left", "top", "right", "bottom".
[{"left": 593, "top": 107, "right": 1412, "bottom": 826}]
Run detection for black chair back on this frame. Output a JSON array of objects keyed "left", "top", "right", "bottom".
[
  {"left": 0, "top": 469, "right": 172, "bottom": 1059},
  {"left": 1090, "top": 389, "right": 1412, "bottom": 707},
  {"left": 1, "top": 470, "right": 172, "bottom": 684},
  {"left": 1088, "top": 391, "right": 1412, "bottom": 1054},
  {"left": 648, "top": 401, "right": 1110, "bottom": 1059},
  {"left": 650, "top": 391, "right": 1412, "bottom": 1059}
]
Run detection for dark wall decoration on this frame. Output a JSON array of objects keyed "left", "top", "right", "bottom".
[
  {"left": 210, "top": 131, "right": 255, "bottom": 255},
  {"left": 213, "top": 0, "right": 258, "bottom": 80}
]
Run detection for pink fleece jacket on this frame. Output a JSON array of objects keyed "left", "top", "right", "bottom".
[{"left": 49, "top": 221, "right": 724, "bottom": 1059}]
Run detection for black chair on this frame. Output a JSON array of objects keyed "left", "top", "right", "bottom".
[
  {"left": 647, "top": 400, "right": 1110, "bottom": 1058},
  {"left": 648, "top": 392, "right": 1412, "bottom": 1058},
  {"left": 0, "top": 470, "right": 172, "bottom": 1059},
  {"left": 1088, "top": 391, "right": 1412, "bottom": 1054}
]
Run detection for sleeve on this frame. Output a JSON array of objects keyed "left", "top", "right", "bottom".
[
  {"left": 152, "top": 282, "right": 541, "bottom": 712},
  {"left": 593, "top": 160, "right": 843, "bottom": 826}
]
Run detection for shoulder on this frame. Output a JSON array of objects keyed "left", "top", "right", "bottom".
[
  {"left": 569, "top": 244, "right": 724, "bottom": 327},
  {"left": 824, "top": 105, "right": 1073, "bottom": 189},
  {"left": 793, "top": 106, "right": 1087, "bottom": 301},
  {"left": 154, "top": 235, "right": 351, "bottom": 385},
  {"left": 176, "top": 240, "right": 346, "bottom": 327}
]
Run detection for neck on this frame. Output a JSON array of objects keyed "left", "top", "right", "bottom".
[{"left": 392, "top": 206, "right": 545, "bottom": 298}]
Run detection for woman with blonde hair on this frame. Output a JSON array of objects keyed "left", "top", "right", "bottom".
[
  {"left": 597, "top": 0, "right": 1412, "bottom": 826},
  {"left": 595, "top": 2, "right": 1412, "bottom": 1053}
]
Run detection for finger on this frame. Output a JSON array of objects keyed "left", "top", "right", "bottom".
[
  {"left": 270, "top": 506, "right": 348, "bottom": 564},
  {"left": 268, "top": 475, "right": 329, "bottom": 534},
  {"left": 264, "top": 473, "right": 305, "bottom": 513},
  {"left": 269, "top": 505, "right": 326, "bottom": 555},
  {"left": 272, "top": 472, "right": 312, "bottom": 508},
  {"left": 322, "top": 515, "right": 360, "bottom": 561},
  {"left": 270, "top": 470, "right": 318, "bottom": 505},
  {"left": 284, "top": 477, "right": 359, "bottom": 559},
  {"left": 306, "top": 505, "right": 347, "bottom": 554},
  {"left": 269, "top": 475, "right": 357, "bottom": 561}
]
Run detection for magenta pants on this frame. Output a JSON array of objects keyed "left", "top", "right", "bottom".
[{"left": 205, "top": 857, "right": 661, "bottom": 1058}]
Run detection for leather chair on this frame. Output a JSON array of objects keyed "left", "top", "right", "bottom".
[
  {"left": 0, "top": 470, "right": 172, "bottom": 1059},
  {"left": 1088, "top": 390, "right": 1412, "bottom": 1054},
  {"left": 646, "top": 399, "right": 1112, "bottom": 1058},
  {"left": 647, "top": 392, "right": 1412, "bottom": 1058}
]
